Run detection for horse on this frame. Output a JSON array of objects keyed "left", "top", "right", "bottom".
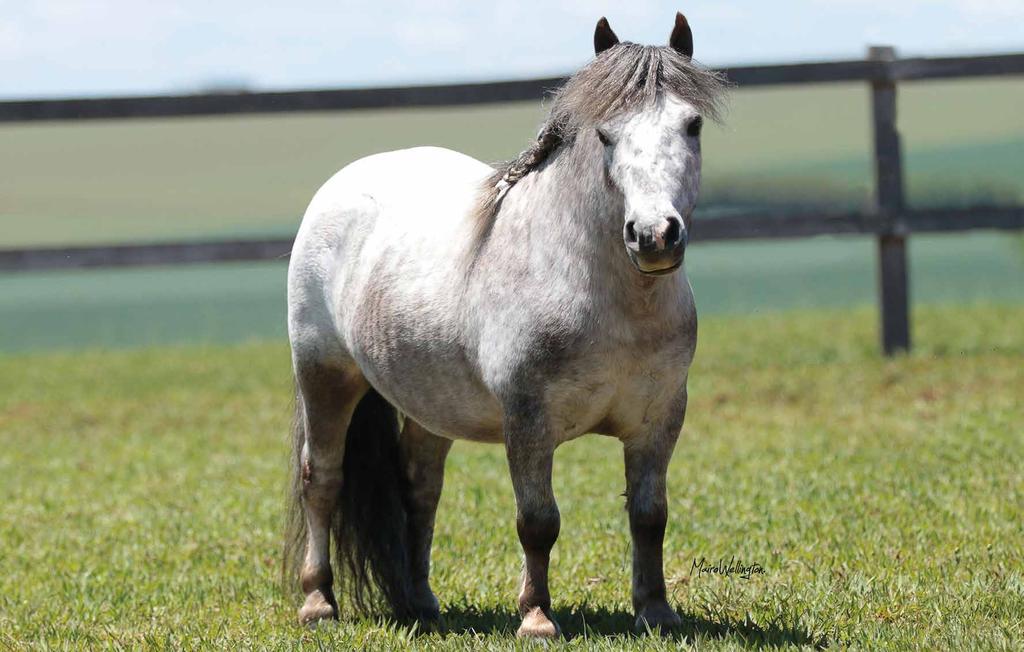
[{"left": 284, "top": 12, "right": 726, "bottom": 638}]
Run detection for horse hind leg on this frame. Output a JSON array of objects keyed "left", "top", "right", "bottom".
[
  {"left": 399, "top": 419, "right": 452, "bottom": 625},
  {"left": 287, "top": 356, "right": 368, "bottom": 626}
]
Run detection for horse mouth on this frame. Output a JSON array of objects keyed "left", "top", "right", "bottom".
[{"left": 627, "top": 249, "right": 684, "bottom": 276}]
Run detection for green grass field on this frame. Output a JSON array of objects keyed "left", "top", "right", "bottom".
[{"left": 1, "top": 304, "right": 1021, "bottom": 650}]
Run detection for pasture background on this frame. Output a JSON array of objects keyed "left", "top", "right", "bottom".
[
  {"left": 1, "top": 78, "right": 1023, "bottom": 352},
  {"left": 1, "top": 72, "right": 1022, "bottom": 650},
  {"left": 1, "top": 305, "right": 1021, "bottom": 649}
]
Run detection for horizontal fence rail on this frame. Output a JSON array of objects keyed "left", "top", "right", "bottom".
[
  {"left": 3, "top": 206, "right": 1021, "bottom": 273},
  {"left": 2, "top": 48, "right": 1022, "bottom": 353},
  {"left": 1, "top": 52, "right": 1022, "bottom": 122}
]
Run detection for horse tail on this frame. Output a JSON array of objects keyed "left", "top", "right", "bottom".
[
  {"left": 283, "top": 391, "right": 307, "bottom": 593},
  {"left": 335, "top": 387, "right": 414, "bottom": 618},
  {"left": 283, "top": 384, "right": 415, "bottom": 619}
]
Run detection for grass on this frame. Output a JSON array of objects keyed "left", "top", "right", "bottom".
[{"left": 1, "top": 303, "right": 1022, "bottom": 650}]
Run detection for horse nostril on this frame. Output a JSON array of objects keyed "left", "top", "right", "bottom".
[
  {"left": 664, "top": 218, "right": 682, "bottom": 247},
  {"left": 625, "top": 220, "right": 638, "bottom": 244}
]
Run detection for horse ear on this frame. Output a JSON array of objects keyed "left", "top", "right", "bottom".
[
  {"left": 669, "top": 11, "right": 694, "bottom": 58},
  {"left": 594, "top": 17, "right": 620, "bottom": 55}
]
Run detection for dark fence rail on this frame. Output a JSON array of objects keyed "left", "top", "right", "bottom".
[
  {"left": 2, "top": 48, "right": 1023, "bottom": 354},
  {"left": 3, "top": 206, "right": 1021, "bottom": 273},
  {"left": 2, "top": 52, "right": 1022, "bottom": 122}
]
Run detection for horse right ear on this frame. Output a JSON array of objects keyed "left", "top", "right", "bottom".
[
  {"left": 669, "top": 12, "right": 694, "bottom": 58},
  {"left": 594, "top": 17, "right": 619, "bottom": 55}
]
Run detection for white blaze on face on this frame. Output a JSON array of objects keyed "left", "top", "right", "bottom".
[{"left": 601, "top": 94, "right": 702, "bottom": 236}]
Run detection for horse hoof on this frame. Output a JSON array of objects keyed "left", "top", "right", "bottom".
[
  {"left": 411, "top": 585, "right": 441, "bottom": 620},
  {"left": 412, "top": 605, "right": 443, "bottom": 632},
  {"left": 517, "top": 606, "right": 561, "bottom": 639},
  {"left": 298, "top": 590, "right": 338, "bottom": 627},
  {"left": 414, "top": 614, "right": 444, "bottom": 634},
  {"left": 634, "top": 602, "right": 681, "bottom": 633}
]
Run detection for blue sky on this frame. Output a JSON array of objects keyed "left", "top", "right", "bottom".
[{"left": 2, "top": 0, "right": 1022, "bottom": 99}]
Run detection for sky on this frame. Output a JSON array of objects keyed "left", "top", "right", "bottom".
[{"left": 1, "top": 0, "right": 1022, "bottom": 99}]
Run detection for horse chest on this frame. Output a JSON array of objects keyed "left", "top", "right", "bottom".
[{"left": 544, "top": 315, "right": 695, "bottom": 443}]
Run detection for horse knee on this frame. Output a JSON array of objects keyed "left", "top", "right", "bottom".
[
  {"left": 628, "top": 498, "right": 667, "bottom": 536},
  {"left": 517, "top": 505, "right": 561, "bottom": 554}
]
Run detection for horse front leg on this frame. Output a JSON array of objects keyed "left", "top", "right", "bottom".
[
  {"left": 624, "top": 391, "right": 686, "bottom": 632},
  {"left": 504, "top": 406, "right": 561, "bottom": 639}
]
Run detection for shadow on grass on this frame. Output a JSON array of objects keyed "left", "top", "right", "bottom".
[{"left": 437, "top": 605, "right": 829, "bottom": 648}]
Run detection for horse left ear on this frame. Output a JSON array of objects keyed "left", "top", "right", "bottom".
[
  {"left": 594, "top": 17, "right": 620, "bottom": 55},
  {"left": 669, "top": 11, "right": 694, "bottom": 58}
]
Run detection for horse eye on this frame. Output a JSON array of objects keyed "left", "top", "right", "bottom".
[
  {"left": 686, "top": 116, "right": 703, "bottom": 138},
  {"left": 596, "top": 128, "right": 613, "bottom": 147}
]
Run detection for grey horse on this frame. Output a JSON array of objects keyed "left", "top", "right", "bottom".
[{"left": 284, "top": 12, "right": 727, "bottom": 638}]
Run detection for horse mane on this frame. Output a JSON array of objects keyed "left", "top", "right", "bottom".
[{"left": 470, "top": 43, "right": 728, "bottom": 239}]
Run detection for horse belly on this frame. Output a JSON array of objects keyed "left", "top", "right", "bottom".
[
  {"left": 359, "top": 343, "right": 504, "bottom": 443},
  {"left": 348, "top": 277, "right": 504, "bottom": 443}
]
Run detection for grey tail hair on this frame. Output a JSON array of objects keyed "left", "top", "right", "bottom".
[
  {"left": 283, "top": 392, "right": 307, "bottom": 594},
  {"left": 283, "top": 386, "right": 415, "bottom": 620}
]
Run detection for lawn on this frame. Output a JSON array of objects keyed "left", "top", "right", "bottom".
[{"left": 1, "top": 303, "right": 1021, "bottom": 650}]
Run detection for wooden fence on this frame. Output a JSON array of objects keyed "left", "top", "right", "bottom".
[{"left": 2, "top": 47, "right": 1022, "bottom": 354}]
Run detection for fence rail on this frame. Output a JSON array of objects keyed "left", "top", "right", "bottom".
[
  {"left": 2, "top": 48, "right": 1023, "bottom": 354},
  {"left": 3, "top": 206, "right": 1021, "bottom": 273},
  {"left": 2, "top": 52, "right": 1023, "bottom": 122}
]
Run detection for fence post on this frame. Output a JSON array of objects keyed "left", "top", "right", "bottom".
[{"left": 869, "top": 45, "right": 910, "bottom": 355}]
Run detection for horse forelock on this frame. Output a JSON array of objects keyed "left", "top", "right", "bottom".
[{"left": 468, "top": 43, "right": 728, "bottom": 240}]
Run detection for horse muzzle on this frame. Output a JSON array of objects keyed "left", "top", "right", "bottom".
[{"left": 623, "top": 214, "right": 687, "bottom": 275}]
